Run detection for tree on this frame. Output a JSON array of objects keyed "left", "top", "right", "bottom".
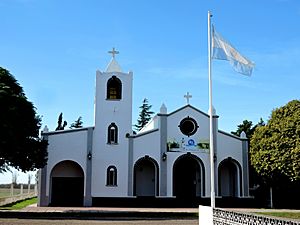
[
  {"left": 231, "top": 120, "right": 254, "bottom": 137},
  {"left": 231, "top": 118, "right": 265, "bottom": 138},
  {"left": 256, "top": 117, "right": 266, "bottom": 127},
  {"left": 250, "top": 100, "right": 300, "bottom": 208},
  {"left": 250, "top": 100, "right": 300, "bottom": 182},
  {"left": 134, "top": 98, "right": 154, "bottom": 131},
  {"left": 0, "top": 67, "right": 48, "bottom": 172},
  {"left": 55, "top": 113, "right": 67, "bottom": 131},
  {"left": 232, "top": 118, "right": 266, "bottom": 202},
  {"left": 70, "top": 116, "right": 83, "bottom": 129}
]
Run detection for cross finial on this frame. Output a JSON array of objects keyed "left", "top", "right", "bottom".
[
  {"left": 184, "top": 92, "right": 192, "bottom": 104},
  {"left": 108, "top": 47, "right": 119, "bottom": 59}
]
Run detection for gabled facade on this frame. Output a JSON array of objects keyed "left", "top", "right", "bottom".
[{"left": 38, "top": 54, "right": 250, "bottom": 207}]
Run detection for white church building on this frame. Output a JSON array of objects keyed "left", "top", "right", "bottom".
[{"left": 38, "top": 50, "right": 250, "bottom": 207}]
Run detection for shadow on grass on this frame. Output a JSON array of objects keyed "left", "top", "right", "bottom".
[{"left": 0, "top": 197, "right": 37, "bottom": 210}]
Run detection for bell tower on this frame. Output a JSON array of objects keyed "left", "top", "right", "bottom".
[{"left": 92, "top": 48, "right": 133, "bottom": 196}]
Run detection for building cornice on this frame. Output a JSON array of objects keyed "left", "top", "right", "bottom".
[
  {"left": 128, "top": 128, "right": 159, "bottom": 138},
  {"left": 165, "top": 104, "right": 219, "bottom": 118},
  {"left": 218, "top": 130, "right": 248, "bottom": 141},
  {"left": 42, "top": 126, "right": 94, "bottom": 136}
]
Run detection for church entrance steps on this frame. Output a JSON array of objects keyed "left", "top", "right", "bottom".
[{"left": 91, "top": 196, "right": 255, "bottom": 208}]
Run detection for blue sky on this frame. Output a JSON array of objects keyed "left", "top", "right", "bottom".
[{"left": 1, "top": 0, "right": 300, "bottom": 183}]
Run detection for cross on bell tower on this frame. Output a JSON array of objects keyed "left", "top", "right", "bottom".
[
  {"left": 184, "top": 92, "right": 192, "bottom": 104},
  {"left": 108, "top": 47, "right": 119, "bottom": 59}
]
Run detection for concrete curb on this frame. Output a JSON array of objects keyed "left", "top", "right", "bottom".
[{"left": 0, "top": 210, "right": 198, "bottom": 220}]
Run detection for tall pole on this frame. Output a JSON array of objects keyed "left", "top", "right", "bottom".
[{"left": 208, "top": 11, "right": 215, "bottom": 208}]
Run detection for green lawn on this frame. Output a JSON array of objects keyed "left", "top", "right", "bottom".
[
  {"left": 0, "top": 197, "right": 37, "bottom": 210},
  {"left": 256, "top": 212, "right": 300, "bottom": 220}
]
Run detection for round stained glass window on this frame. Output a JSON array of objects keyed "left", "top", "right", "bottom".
[{"left": 179, "top": 117, "right": 198, "bottom": 137}]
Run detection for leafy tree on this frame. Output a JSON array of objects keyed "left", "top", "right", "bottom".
[
  {"left": 232, "top": 118, "right": 265, "bottom": 138},
  {"left": 255, "top": 117, "right": 265, "bottom": 127},
  {"left": 251, "top": 118, "right": 265, "bottom": 134},
  {"left": 0, "top": 67, "right": 48, "bottom": 172},
  {"left": 250, "top": 100, "right": 300, "bottom": 183},
  {"left": 232, "top": 118, "right": 266, "bottom": 193},
  {"left": 134, "top": 98, "right": 154, "bottom": 131},
  {"left": 55, "top": 113, "right": 67, "bottom": 131},
  {"left": 231, "top": 120, "right": 254, "bottom": 137},
  {"left": 70, "top": 116, "right": 83, "bottom": 129}
]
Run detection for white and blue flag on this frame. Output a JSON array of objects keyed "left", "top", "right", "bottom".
[{"left": 212, "top": 26, "right": 255, "bottom": 76}]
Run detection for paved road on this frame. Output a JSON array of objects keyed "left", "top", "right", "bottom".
[{"left": 0, "top": 218, "right": 198, "bottom": 225}]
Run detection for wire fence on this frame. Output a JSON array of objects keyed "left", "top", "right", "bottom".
[{"left": 0, "top": 183, "right": 37, "bottom": 206}]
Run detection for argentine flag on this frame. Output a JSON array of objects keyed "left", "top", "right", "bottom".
[{"left": 212, "top": 26, "right": 255, "bottom": 76}]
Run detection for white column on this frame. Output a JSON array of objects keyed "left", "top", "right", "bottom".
[
  {"left": 35, "top": 183, "right": 38, "bottom": 195},
  {"left": 10, "top": 183, "right": 14, "bottom": 196}
]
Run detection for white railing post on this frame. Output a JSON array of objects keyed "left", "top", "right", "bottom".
[
  {"left": 34, "top": 183, "right": 38, "bottom": 195},
  {"left": 10, "top": 183, "right": 14, "bottom": 196}
]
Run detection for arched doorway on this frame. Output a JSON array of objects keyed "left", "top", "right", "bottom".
[
  {"left": 134, "top": 156, "right": 158, "bottom": 196},
  {"left": 218, "top": 158, "right": 241, "bottom": 197},
  {"left": 173, "top": 154, "right": 204, "bottom": 199},
  {"left": 50, "top": 160, "right": 84, "bottom": 206}
]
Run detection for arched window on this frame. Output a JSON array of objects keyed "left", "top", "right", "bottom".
[
  {"left": 106, "top": 166, "right": 117, "bottom": 186},
  {"left": 107, "top": 76, "right": 122, "bottom": 100},
  {"left": 107, "top": 123, "right": 118, "bottom": 144}
]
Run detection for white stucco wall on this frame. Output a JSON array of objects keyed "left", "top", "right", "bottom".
[
  {"left": 94, "top": 70, "right": 133, "bottom": 134},
  {"left": 139, "top": 115, "right": 159, "bottom": 133},
  {"left": 217, "top": 131, "right": 243, "bottom": 166},
  {"left": 167, "top": 106, "right": 210, "bottom": 151},
  {"left": 45, "top": 129, "right": 88, "bottom": 198},
  {"left": 216, "top": 131, "right": 244, "bottom": 197},
  {"left": 91, "top": 70, "right": 133, "bottom": 197},
  {"left": 165, "top": 106, "right": 213, "bottom": 197},
  {"left": 133, "top": 130, "right": 160, "bottom": 164},
  {"left": 91, "top": 153, "right": 130, "bottom": 197}
]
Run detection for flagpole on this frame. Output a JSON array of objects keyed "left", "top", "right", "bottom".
[{"left": 208, "top": 10, "right": 215, "bottom": 208}]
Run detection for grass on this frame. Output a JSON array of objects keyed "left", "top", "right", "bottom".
[
  {"left": 0, "top": 197, "right": 37, "bottom": 210},
  {"left": 256, "top": 212, "right": 300, "bottom": 220}
]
